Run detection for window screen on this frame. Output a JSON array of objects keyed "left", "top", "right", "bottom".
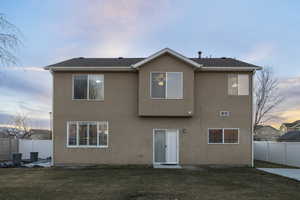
[
  {"left": 79, "top": 123, "right": 88, "bottom": 146},
  {"left": 73, "top": 74, "right": 104, "bottom": 100},
  {"left": 209, "top": 129, "right": 223, "bottom": 143},
  {"left": 89, "top": 75, "right": 104, "bottom": 100},
  {"left": 67, "top": 121, "right": 108, "bottom": 147},
  {"left": 166, "top": 72, "right": 183, "bottom": 99},
  {"left": 151, "top": 72, "right": 183, "bottom": 99},
  {"left": 99, "top": 122, "right": 108, "bottom": 146},
  {"left": 228, "top": 74, "right": 238, "bottom": 95},
  {"left": 68, "top": 123, "right": 77, "bottom": 145},
  {"left": 208, "top": 128, "right": 239, "bottom": 144},
  {"left": 228, "top": 74, "right": 249, "bottom": 96},
  {"left": 224, "top": 129, "right": 238, "bottom": 144},
  {"left": 73, "top": 75, "right": 88, "bottom": 99},
  {"left": 89, "top": 123, "right": 97, "bottom": 146},
  {"left": 238, "top": 74, "right": 249, "bottom": 95},
  {"left": 151, "top": 72, "right": 166, "bottom": 98}
]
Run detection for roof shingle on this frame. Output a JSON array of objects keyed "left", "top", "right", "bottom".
[
  {"left": 47, "top": 57, "right": 261, "bottom": 68},
  {"left": 282, "top": 120, "right": 300, "bottom": 128}
]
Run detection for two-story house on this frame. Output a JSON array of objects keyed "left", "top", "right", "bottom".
[
  {"left": 45, "top": 48, "right": 262, "bottom": 167},
  {"left": 280, "top": 120, "right": 300, "bottom": 133}
]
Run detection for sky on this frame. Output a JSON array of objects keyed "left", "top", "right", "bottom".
[{"left": 1, "top": 0, "right": 300, "bottom": 129}]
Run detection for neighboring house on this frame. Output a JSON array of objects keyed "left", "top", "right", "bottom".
[
  {"left": 280, "top": 120, "right": 300, "bottom": 133},
  {"left": 254, "top": 125, "right": 281, "bottom": 141},
  {"left": 23, "top": 129, "right": 52, "bottom": 140},
  {"left": 278, "top": 131, "right": 300, "bottom": 142},
  {"left": 45, "top": 48, "right": 262, "bottom": 166}
]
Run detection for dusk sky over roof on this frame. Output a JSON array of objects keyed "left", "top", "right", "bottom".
[{"left": 1, "top": 0, "right": 300, "bottom": 128}]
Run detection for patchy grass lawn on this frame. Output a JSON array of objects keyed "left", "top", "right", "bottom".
[{"left": 0, "top": 166, "right": 300, "bottom": 200}]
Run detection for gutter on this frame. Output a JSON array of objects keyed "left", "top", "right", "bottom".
[
  {"left": 44, "top": 66, "right": 135, "bottom": 72},
  {"left": 198, "top": 66, "right": 262, "bottom": 71},
  {"left": 45, "top": 66, "right": 262, "bottom": 72}
]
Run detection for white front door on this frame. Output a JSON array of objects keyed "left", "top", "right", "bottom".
[{"left": 154, "top": 129, "right": 179, "bottom": 164}]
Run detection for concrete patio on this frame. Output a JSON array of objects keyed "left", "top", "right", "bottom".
[{"left": 257, "top": 168, "right": 300, "bottom": 181}]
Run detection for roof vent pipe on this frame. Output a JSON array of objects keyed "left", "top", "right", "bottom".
[{"left": 198, "top": 51, "right": 202, "bottom": 58}]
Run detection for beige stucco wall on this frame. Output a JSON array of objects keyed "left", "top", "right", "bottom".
[
  {"left": 52, "top": 55, "right": 253, "bottom": 166},
  {"left": 138, "top": 54, "right": 194, "bottom": 116}
]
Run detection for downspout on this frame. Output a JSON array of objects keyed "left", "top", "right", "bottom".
[
  {"left": 251, "top": 70, "right": 256, "bottom": 167},
  {"left": 50, "top": 71, "right": 54, "bottom": 166}
]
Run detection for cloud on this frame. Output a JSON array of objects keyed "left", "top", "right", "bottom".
[
  {"left": 0, "top": 68, "right": 51, "bottom": 125},
  {"left": 0, "top": 112, "right": 50, "bottom": 129},
  {"left": 53, "top": 0, "right": 174, "bottom": 59},
  {"left": 242, "top": 43, "right": 275, "bottom": 63},
  {"left": 1, "top": 66, "right": 44, "bottom": 72},
  {"left": 0, "top": 71, "right": 50, "bottom": 100}
]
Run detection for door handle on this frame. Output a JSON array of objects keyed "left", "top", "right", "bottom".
[{"left": 165, "top": 145, "right": 167, "bottom": 148}]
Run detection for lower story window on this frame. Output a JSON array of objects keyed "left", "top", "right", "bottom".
[
  {"left": 208, "top": 128, "right": 239, "bottom": 144},
  {"left": 67, "top": 121, "right": 108, "bottom": 147}
]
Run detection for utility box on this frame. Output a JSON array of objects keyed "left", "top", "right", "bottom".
[
  {"left": 12, "top": 153, "right": 22, "bottom": 166},
  {"left": 30, "top": 152, "right": 39, "bottom": 162}
]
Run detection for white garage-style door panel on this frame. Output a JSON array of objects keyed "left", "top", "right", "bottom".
[{"left": 153, "top": 129, "right": 179, "bottom": 164}]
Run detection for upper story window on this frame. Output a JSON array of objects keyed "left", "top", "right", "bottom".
[
  {"left": 228, "top": 74, "right": 249, "bottom": 96},
  {"left": 151, "top": 72, "right": 183, "bottom": 99},
  {"left": 73, "top": 74, "right": 104, "bottom": 100}
]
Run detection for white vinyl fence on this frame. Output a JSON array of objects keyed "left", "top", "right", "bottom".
[
  {"left": 0, "top": 138, "right": 18, "bottom": 161},
  {"left": 254, "top": 141, "right": 300, "bottom": 167},
  {"left": 18, "top": 139, "right": 52, "bottom": 159}
]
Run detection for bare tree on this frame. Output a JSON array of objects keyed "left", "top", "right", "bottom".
[
  {"left": 254, "top": 68, "right": 284, "bottom": 130},
  {"left": 0, "top": 13, "right": 22, "bottom": 67},
  {"left": 8, "top": 112, "right": 30, "bottom": 138}
]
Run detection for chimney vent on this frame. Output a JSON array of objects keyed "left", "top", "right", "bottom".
[{"left": 198, "top": 51, "right": 202, "bottom": 58}]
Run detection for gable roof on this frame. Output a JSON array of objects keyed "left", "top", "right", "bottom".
[
  {"left": 45, "top": 48, "right": 262, "bottom": 71},
  {"left": 278, "top": 131, "right": 300, "bottom": 142},
  {"left": 255, "top": 125, "right": 279, "bottom": 132},
  {"left": 282, "top": 120, "right": 300, "bottom": 128},
  {"left": 131, "top": 48, "right": 202, "bottom": 69}
]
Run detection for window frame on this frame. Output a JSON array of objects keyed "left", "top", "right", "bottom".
[
  {"left": 228, "top": 73, "right": 249, "bottom": 96},
  {"left": 66, "top": 121, "right": 109, "bottom": 148},
  {"left": 72, "top": 74, "right": 104, "bottom": 101},
  {"left": 208, "top": 128, "right": 239, "bottom": 144},
  {"left": 150, "top": 72, "right": 183, "bottom": 100}
]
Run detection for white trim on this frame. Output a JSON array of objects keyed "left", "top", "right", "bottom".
[
  {"left": 238, "top": 74, "right": 249, "bottom": 95},
  {"left": 132, "top": 48, "right": 202, "bottom": 69},
  {"left": 228, "top": 73, "right": 250, "bottom": 96},
  {"left": 46, "top": 66, "right": 261, "bottom": 72},
  {"left": 51, "top": 73, "right": 54, "bottom": 166},
  {"left": 153, "top": 128, "right": 179, "bottom": 165},
  {"left": 150, "top": 72, "right": 183, "bottom": 100},
  {"left": 208, "top": 128, "right": 239, "bottom": 144},
  {"left": 66, "top": 121, "right": 109, "bottom": 148},
  {"left": 72, "top": 74, "right": 104, "bottom": 101},
  {"left": 251, "top": 72, "right": 255, "bottom": 167}
]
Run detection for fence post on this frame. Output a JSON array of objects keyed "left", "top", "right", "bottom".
[
  {"left": 284, "top": 142, "right": 288, "bottom": 166},
  {"left": 8, "top": 138, "right": 12, "bottom": 160},
  {"left": 266, "top": 142, "right": 270, "bottom": 162}
]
